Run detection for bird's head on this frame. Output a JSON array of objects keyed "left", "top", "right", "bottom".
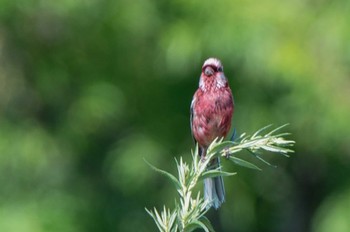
[
  {"left": 202, "top": 58, "right": 223, "bottom": 76},
  {"left": 199, "top": 58, "right": 227, "bottom": 91}
]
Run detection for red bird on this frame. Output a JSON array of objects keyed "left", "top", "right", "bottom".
[{"left": 190, "top": 58, "right": 234, "bottom": 209}]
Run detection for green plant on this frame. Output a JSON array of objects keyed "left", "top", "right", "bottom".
[{"left": 146, "top": 124, "right": 295, "bottom": 232}]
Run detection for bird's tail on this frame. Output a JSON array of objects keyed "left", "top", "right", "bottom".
[{"left": 204, "top": 157, "right": 225, "bottom": 209}]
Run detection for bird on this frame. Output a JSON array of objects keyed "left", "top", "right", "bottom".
[{"left": 190, "top": 57, "right": 234, "bottom": 209}]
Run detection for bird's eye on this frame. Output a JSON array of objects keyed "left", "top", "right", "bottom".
[
  {"left": 204, "top": 67, "right": 214, "bottom": 76},
  {"left": 217, "top": 66, "right": 223, "bottom": 72}
]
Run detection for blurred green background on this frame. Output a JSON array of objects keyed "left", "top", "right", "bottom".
[{"left": 0, "top": 0, "right": 349, "bottom": 231}]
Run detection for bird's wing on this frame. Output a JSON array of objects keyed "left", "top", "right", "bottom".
[
  {"left": 190, "top": 96, "right": 196, "bottom": 143},
  {"left": 190, "top": 91, "right": 205, "bottom": 157}
]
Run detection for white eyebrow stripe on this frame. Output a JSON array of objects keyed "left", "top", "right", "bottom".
[{"left": 202, "top": 58, "right": 222, "bottom": 68}]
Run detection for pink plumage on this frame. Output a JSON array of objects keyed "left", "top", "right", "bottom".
[{"left": 190, "top": 58, "right": 234, "bottom": 209}]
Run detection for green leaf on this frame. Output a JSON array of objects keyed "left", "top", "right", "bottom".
[
  {"left": 239, "top": 132, "right": 247, "bottom": 139},
  {"left": 200, "top": 169, "right": 236, "bottom": 181},
  {"left": 247, "top": 150, "right": 277, "bottom": 168},
  {"left": 252, "top": 124, "right": 272, "bottom": 138},
  {"left": 261, "top": 145, "right": 292, "bottom": 155},
  {"left": 272, "top": 132, "right": 291, "bottom": 137},
  {"left": 228, "top": 156, "right": 261, "bottom": 171},
  {"left": 199, "top": 216, "right": 216, "bottom": 232},
  {"left": 144, "top": 159, "right": 181, "bottom": 190},
  {"left": 145, "top": 208, "right": 166, "bottom": 232},
  {"left": 223, "top": 147, "right": 243, "bottom": 156},
  {"left": 208, "top": 141, "right": 234, "bottom": 156},
  {"left": 184, "top": 222, "right": 200, "bottom": 232},
  {"left": 186, "top": 220, "right": 210, "bottom": 232},
  {"left": 206, "top": 138, "right": 222, "bottom": 152},
  {"left": 192, "top": 143, "right": 199, "bottom": 158},
  {"left": 264, "top": 124, "right": 289, "bottom": 137}
]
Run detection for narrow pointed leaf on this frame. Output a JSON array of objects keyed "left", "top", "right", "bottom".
[
  {"left": 247, "top": 150, "right": 277, "bottom": 168},
  {"left": 200, "top": 169, "right": 236, "bottom": 181},
  {"left": 272, "top": 132, "right": 291, "bottom": 137},
  {"left": 261, "top": 145, "right": 285, "bottom": 153},
  {"left": 146, "top": 208, "right": 166, "bottom": 232},
  {"left": 186, "top": 220, "right": 209, "bottom": 232},
  {"left": 154, "top": 208, "right": 165, "bottom": 230},
  {"left": 228, "top": 156, "right": 261, "bottom": 170},
  {"left": 144, "top": 159, "right": 181, "bottom": 190},
  {"left": 194, "top": 143, "right": 199, "bottom": 156},
  {"left": 239, "top": 132, "right": 246, "bottom": 138},
  {"left": 145, "top": 208, "right": 151, "bottom": 216},
  {"left": 269, "top": 147, "right": 293, "bottom": 156},
  {"left": 208, "top": 141, "right": 235, "bottom": 156},
  {"left": 224, "top": 148, "right": 243, "bottom": 156},
  {"left": 252, "top": 124, "right": 272, "bottom": 138},
  {"left": 274, "top": 138, "right": 295, "bottom": 145},
  {"left": 265, "top": 124, "right": 289, "bottom": 137},
  {"left": 261, "top": 145, "right": 293, "bottom": 155},
  {"left": 199, "top": 216, "right": 216, "bottom": 232}
]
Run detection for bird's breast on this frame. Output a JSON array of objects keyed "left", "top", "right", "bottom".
[{"left": 192, "top": 88, "right": 234, "bottom": 147}]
